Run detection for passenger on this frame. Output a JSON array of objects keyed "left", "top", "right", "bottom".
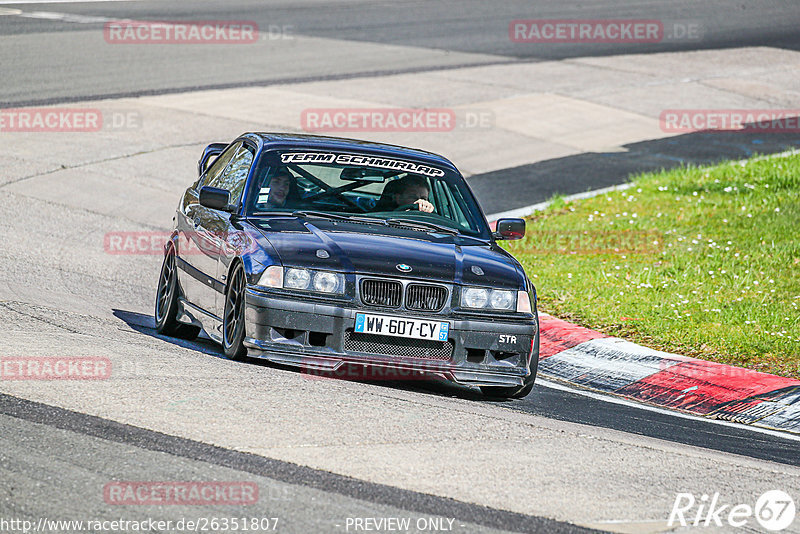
[{"left": 373, "top": 175, "right": 434, "bottom": 213}]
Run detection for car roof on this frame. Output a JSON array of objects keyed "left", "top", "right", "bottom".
[{"left": 248, "top": 132, "right": 460, "bottom": 174}]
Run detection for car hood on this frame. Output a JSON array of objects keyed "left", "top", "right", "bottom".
[{"left": 252, "top": 218, "right": 523, "bottom": 289}]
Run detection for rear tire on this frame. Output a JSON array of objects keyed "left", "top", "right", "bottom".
[
  {"left": 222, "top": 262, "right": 248, "bottom": 360},
  {"left": 155, "top": 247, "right": 200, "bottom": 340}
]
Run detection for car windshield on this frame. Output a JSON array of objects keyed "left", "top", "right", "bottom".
[{"left": 245, "top": 149, "right": 490, "bottom": 238}]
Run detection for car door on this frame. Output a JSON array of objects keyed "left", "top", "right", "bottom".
[
  {"left": 177, "top": 142, "right": 240, "bottom": 317},
  {"left": 205, "top": 143, "right": 255, "bottom": 334}
]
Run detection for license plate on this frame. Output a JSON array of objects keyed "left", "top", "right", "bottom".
[{"left": 354, "top": 313, "right": 449, "bottom": 341}]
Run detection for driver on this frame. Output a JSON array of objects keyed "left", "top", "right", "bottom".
[
  {"left": 264, "top": 168, "right": 298, "bottom": 208},
  {"left": 374, "top": 175, "right": 434, "bottom": 213}
]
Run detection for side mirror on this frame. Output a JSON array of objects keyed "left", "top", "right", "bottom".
[
  {"left": 493, "top": 218, "right": 525, "bottom": 240},
  {"left": 199, "top": 186, "right": 232, "bottom": 212},
  {"left": 198, "top": 143, "right": 228, "bottom": 175}
]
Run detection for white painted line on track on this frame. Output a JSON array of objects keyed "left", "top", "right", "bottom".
[
  {"left": 16, "top": 10, "right": 110, "bottom": 22},
  {"left": 537, "top": 377, "right": 800, "bottom": 442},
  {"left": 0, "top": 0, "right": 135, "bottom": 4}
]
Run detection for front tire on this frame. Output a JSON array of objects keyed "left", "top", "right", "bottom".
[
  {"left": 222, "top": 262, "right": 248, "bottom": 360},
  {"left": 155, "top": 248, "right": 200, "bottom": 340}
]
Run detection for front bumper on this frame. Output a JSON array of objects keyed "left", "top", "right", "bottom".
[{"left": 243, "top": 288, "right": 538, "bottom": 388}]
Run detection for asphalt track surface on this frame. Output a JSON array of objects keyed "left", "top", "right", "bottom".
[
  {"left": 2, "top": 0, "right": 800, "bottom": 105},
  {"left": 2, "top": 1, "right": 800, "bottom": 533}
]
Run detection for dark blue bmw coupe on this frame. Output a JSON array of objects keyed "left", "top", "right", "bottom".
[{"left": 155, "top": 133, "right": 538, "bottom": 398}]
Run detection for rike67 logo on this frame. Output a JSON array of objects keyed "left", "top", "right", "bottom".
[{"left": 669, "top": 490, "right": 795, "bottom": 531}]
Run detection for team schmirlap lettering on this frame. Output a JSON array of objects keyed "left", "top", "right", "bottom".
[{"left": 280, "top": 152, "right": 445, "bottom": 178}]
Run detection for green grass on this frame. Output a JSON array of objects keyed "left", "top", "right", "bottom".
[{"left": 505, "top": 151, "right": 800, "bottom": 378}]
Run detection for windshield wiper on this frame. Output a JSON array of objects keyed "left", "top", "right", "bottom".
[
  {"left": 250, "top": 210, "right": 295, "bottom": 216},
  {"left": 386, "top": 218, "right": 460, "bottom": 235},
  {"left": 292, "top": 210, "right": 350, "bottom": 221},
  {"left": 292, "top": 211, "right": 389, "bottom": 227}
]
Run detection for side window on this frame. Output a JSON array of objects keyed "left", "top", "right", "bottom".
[
  {"left": 208, "top": 144, "right": 254, "bottom": 206},
  {"left": 200, "top": 142, "right": 240, "bottom": 189}
]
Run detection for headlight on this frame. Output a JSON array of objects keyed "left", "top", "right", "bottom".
[
  {"left": 489, "top": 290, "right": 515, "bottom": 310},
  {"left": 461, "top": 287, "right": 516, "bottom": 311},
  {"left": 312, "top": 271, "right": 342, "bottom": 293},
  {"left": 285, "top": 268, "right": 312, "bottom": 290},
  {"left": 462, "top": 287, "right": 489, "bottom": 308},
  {"left": 284, "top": 267, "right": 344, "bottom": 294}
]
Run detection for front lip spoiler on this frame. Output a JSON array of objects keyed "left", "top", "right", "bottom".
[{"left": 242, "top": 338, "right": 527, "bottom": 388}]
